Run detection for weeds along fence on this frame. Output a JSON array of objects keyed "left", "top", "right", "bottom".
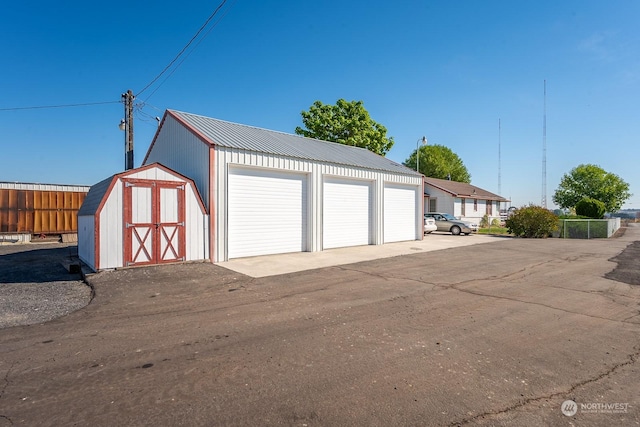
[{"left": 559, "top": 218, "right": 621, "bottom": 239}]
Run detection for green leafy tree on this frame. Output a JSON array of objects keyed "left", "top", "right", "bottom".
[
  {"left": 505, "top": 205, "right": 558, "bottom": 238},
  {"left": 295, "top": 99, "right": 394, "bottom": 156},
  {"left": 575, "top": 197, "right": 606, "bottom": 219},
  {"left": 404, "top": 144, "right": 471, "bottom": 183},
  {"left": 552, "top": 164, "right": 631, "bottom": 213}
]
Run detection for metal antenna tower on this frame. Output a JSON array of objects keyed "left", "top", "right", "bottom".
[
  {"left": 542, "top": 80, "right": 547, "bottom": 208},
  {"left": 498, "top": 118, "right": 501, "bottom": 196}
]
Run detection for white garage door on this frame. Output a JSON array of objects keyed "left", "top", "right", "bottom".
[
  {"left": 384, "top": 183, "right": 418, "bottom": 243},
  {"left": 228, "top": 167, "right": 307, "bottom": 258},
  {"left": 323, "top": 178, "right": 372, "bottom": 249}
]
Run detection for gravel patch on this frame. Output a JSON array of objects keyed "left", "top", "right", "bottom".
[{"left": 0, "top": 242, "right": 93, "bottom": 329}]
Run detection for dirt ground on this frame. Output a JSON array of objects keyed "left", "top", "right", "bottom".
[{"left": 0, "top": 226, "right": 639, "bottom": 426}]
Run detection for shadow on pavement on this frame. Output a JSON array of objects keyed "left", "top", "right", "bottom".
[{"left": 0, "top": 244, "right": 81, "bottom": 284}]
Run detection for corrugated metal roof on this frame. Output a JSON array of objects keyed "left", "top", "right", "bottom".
[
  {"left": 169, "top": 110, "right": 420, "bottom": 176},
  {"left": 424, "top": 176, "right": 509, "bottom": 202},
  {"left": 0, "top": 182, "right": 90, "bottom": 192}
]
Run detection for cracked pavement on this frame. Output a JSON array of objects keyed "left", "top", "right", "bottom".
[{"left": 0, "top": 225, "right": 639, "bottom": 426}]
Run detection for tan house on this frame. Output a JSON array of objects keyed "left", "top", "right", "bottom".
[{"left": 424, "top": 177, "right": 509, "bottom": 225}]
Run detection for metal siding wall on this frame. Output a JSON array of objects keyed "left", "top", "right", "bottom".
[
  {"left": 0, "top": 188, "right": 86, "bottom": 234},
  {"left": 213, "top": 147, "right": 421, "bottom": 262},
  {"left": 310, "top": 163, "right": 322, "bottom": 252},
  {"left": 77, "top": 215, "right": 95, "bottom": 270},
  {"left": 145, "top": 116, "right": 210, "bottom": 209},
  {"left": 99, "top": 180, "right": 124, "bottom": 269}
]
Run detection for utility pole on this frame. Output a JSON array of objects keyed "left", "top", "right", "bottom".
[
  {"left": 416, "top": 136, "right": 427, "bottom": 173},
  {"left": 542, "top": 80, "right": 547, "bottom": 208},
  {"left": 122, "top": 90, "right": 135, "bottom": 170}
]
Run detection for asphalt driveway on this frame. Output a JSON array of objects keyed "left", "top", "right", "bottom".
[{"left": 0, "top": 226, "right": 639, "bottom": 426}]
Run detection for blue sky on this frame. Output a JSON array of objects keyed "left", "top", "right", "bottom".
[{"left": 2, "top": 0, "right": 639, "bottom": 209}]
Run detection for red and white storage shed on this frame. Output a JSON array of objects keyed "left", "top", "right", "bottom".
[{"left": 77, "top": 163, "right": 208, "bottom": 271}]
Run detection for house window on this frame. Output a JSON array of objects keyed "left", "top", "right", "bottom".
[
  {"left": 486, "top": 200, "right": 493, "bottom": 215},
  {"left": 461, "top": 198, "right": 465, "bottom": 216},
  {"left": 429, "top": 198, "right": 437, "bottom": 212},
  {"left": 473, "top": 199, "right": 478, "bottom": 211}
]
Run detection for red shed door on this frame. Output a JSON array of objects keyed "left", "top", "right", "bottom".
[{"left": 124, "top": 179, "right": 186, "bottom": 267}]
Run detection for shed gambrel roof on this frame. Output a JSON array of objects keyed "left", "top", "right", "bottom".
[
  {"left": 156, "top": 110, "right": 420, "bottom": 176},
  {"left": 78, "top": 163, "right": 206, "bottom": 217},
  {"left": 424, "top": 177, "right": 509, "bottom": 202},
  {"left": 77, "top": 174, "right": 115, "bottom": 217}
]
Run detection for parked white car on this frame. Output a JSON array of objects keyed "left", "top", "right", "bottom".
[{"left": 424, "top": 216, "right": 437, "bottom": 234}]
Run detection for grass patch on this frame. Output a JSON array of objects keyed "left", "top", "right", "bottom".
[{"left": 478, "top": 226, "right": 511, "bottom": 235}]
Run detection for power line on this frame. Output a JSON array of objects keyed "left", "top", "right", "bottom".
[
  {"left": 140, "top": 0, "right": 237, "bottom": 103},
  {"left": 1, "top": 0, "right": 234, "bottom": 113},
  {"left": 0, "top": 100, "right": 120, "bottom": 112},
  {"left": 136, "top": 0, "right": 230, "bottom": 98}
]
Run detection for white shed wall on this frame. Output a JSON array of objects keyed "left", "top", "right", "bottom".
[
  {"left": 185, "top": 182, "right": 209, "bottom": 261},
  {"left": 125, "top": 167, "right": 184, "bottom": 182},
  {"left": 77, "top": 215, "right": 95, "bottom": 269},
  {"left": 144, "top": 116, "right": 211, "bottom": 208},
  {"left": 99, "top": 179, "right": 124, "bottom": 269},
  {"left": 128, "top": 168, "right": 208, "bottom": 261}
]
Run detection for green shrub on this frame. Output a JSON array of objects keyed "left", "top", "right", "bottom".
[
  {"left": 491, "top": 218, "right": 501, "bottom": 227},
  {"left": 505, "top": 205, "right": 558, "bottom": 238},
  {"left": 480, "top": 214, "right": 489, "bottom": 228},
  {"left": 575, "top": 197, "right": 606, "bottom": 219}
]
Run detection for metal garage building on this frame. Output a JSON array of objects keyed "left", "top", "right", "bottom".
[
  {"left": 143, "top": 110, "right": 423, "bottom": 263},
  {"left": 77, "top": 163, "right": 208, "bottom": 271}
]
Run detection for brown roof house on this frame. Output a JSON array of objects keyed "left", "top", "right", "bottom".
[{"left": 423, "top": 177, "right": 510, "bottom": 225}]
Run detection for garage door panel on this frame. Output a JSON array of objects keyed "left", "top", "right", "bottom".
[
  {"left": 384, "top": 184, "right": 418, "bottom": 243},
  {"left": 323, "top": 178, "right": 371, "bottom": 249},
  {"left": 228, "top": 168, "right": 307, "bottom": 259}
]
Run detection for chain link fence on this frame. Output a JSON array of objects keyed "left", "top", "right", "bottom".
[{"left": 560, "top": 218, "right": 621, "bottom": 239}]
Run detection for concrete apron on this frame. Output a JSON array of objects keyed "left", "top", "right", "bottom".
[{"left": 218, "top": 233, "right": 508, "bottom": 278}]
